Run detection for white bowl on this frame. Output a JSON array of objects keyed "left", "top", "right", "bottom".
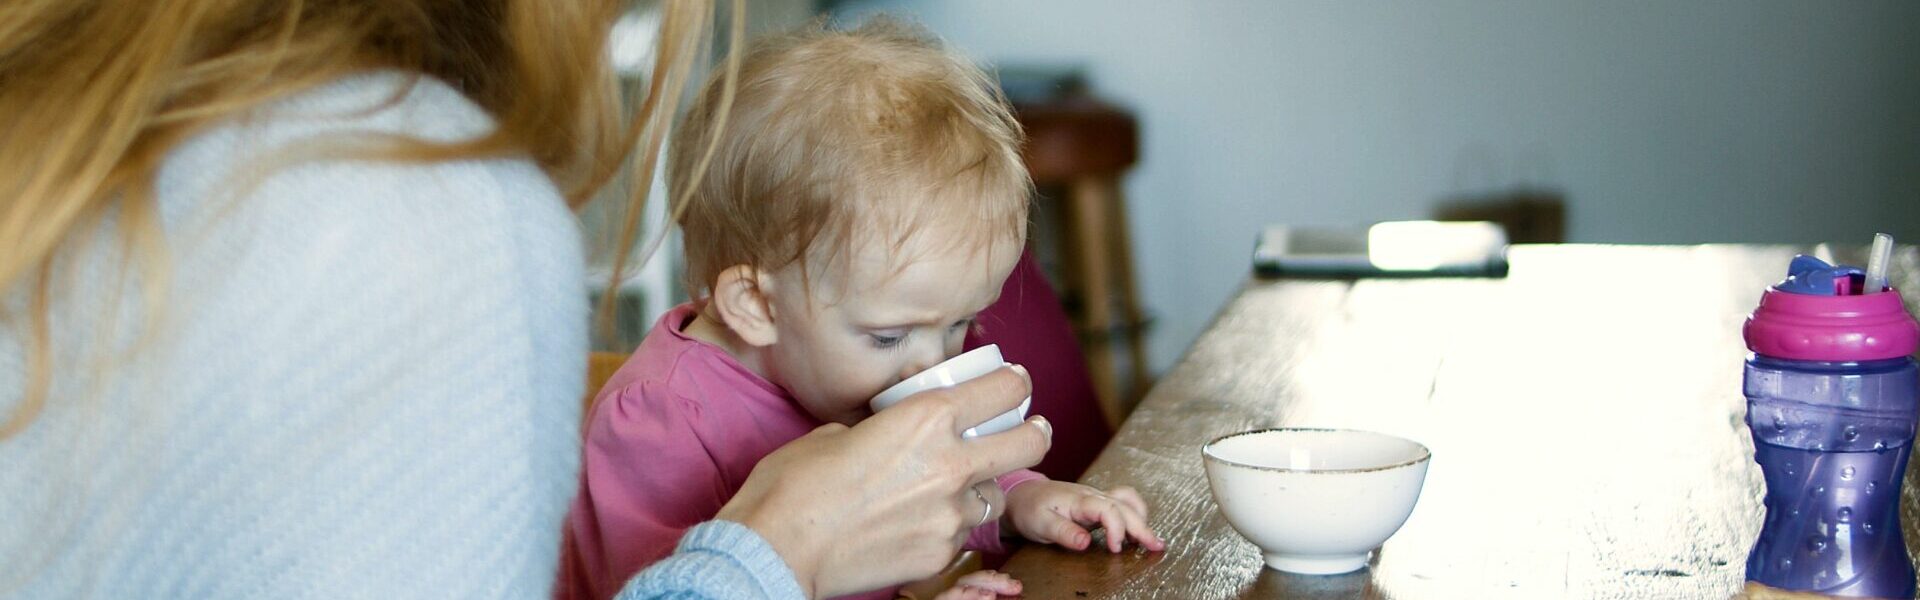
[
  {"left": 1202, "top": 428, "right": 1431, "bottom": 575},
  {"left": 870, "top": 344, "right": 1030, "bottom": 438}
]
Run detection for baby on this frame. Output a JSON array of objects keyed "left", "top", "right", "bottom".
[{"left": 559, "top": 19, "right": 1162, "bottom": 600}]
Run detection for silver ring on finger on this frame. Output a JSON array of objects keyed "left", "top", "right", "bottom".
[{"left": 970, "top": 486, "right": 993, "bottom": 528}]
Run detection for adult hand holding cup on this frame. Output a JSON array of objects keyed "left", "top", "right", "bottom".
[
  {"left": 870, "top": 344, "right": 1033, "bottom": 438},
  {"left": 716, "top": 364, "right": 1051, "bottom": 598}
]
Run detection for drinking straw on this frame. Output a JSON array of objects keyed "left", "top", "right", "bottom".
[{"left": 1864, "top": 233, "right": 1894, "bottom": 294}]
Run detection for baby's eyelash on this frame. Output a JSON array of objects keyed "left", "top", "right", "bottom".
[{"left": 870, "top": 332, "right": 908, "bottom": 349}]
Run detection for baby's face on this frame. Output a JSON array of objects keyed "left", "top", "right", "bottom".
[{"left": 761, "top": 228, "right": 1022, "bottom": 426}]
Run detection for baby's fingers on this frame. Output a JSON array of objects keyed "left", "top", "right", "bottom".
[
  {"left": 1116, "top": 501, "right": 1166, "bottom": 551},
  {"left": 930, "top": 587, "right": 994, "bottom": 600},
  {"left": 1108, "top": 485, "right": 1150, "bottom": 517},
  {"left": 1095, "top": 503, "right": 1129, "bottom": 553},
  {"left": 954, "top": 570, "right": 1023, "bottom": 595},
  {"left": 1042, "top": 509, "right": 1095, "bottom": 550}
]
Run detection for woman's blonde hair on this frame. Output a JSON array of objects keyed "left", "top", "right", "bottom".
[
  {"left": 671, "top": 18, "right": 1030, "bottom": 298},
  {"left": 0, "top": 0, "right": 740, "bottom": 436}
]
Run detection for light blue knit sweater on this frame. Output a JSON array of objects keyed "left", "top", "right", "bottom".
[{"left": 0, "top": 73, "right": 801, "bottom": 600}]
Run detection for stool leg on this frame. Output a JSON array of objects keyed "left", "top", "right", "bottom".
[
  {"left": 1068, "top": 175, "right": 1122, "bottom": 427},
  {"left": 1044, "top": 184, "right": 1081, "bottom": 312},
  {"left": 1105, "top": 182, "right": 1152, "bottom": 405}
]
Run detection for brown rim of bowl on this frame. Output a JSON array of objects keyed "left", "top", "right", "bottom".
[{"left": 1202, "top": 427, "right": 1433, "bottom": 474}]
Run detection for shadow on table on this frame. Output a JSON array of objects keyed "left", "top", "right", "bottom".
[{"left": 1242, "top": 551, "right": 1388, "bottom": 599}]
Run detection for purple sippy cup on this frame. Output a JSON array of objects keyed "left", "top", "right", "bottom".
[{"left": 1743, "top": 254, "right": 1920, "bottom": 597}]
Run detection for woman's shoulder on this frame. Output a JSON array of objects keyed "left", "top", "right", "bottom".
[
  {"left": 149, "top": 70, "right": 585, "bottom": 350},
  {"left": 249, "top": 70, "right": 501, "bottom": 144},
  {"left": 152, "top": 71, "right": 581, "bottom": 294},
  {"left": 154, "top": 69, "right": 587, "bottom": 405},
  {"left": 148, "top": 71, "right": 568, "bottom": 241}
]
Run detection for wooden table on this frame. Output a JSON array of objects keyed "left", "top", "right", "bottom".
[{"left": 1002, "top": 244, "right": 1920, "bottom": 599}]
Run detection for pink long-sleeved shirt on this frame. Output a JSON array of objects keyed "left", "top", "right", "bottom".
[{"left": 559, "top": 303, "right": 1045, "bottom": 600}]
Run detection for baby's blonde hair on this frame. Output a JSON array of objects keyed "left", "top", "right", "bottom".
[{"left": 670, "top": 18, "right": 1031, "bottom": 298}]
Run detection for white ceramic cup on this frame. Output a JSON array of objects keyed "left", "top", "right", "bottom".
[
  {"left": 1202, "top": 428, "right": 1431, "bottom": 575},
  {"left": 869, "top": 344, "right": 1031, "bottom": 438}
]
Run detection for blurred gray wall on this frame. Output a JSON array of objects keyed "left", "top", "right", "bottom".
[{"left": 825, "top": 0, "right": 1920, "bottom": 374}]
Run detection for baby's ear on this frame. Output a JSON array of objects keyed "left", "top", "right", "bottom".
[{"left": 711, "top": 265, "right": 779, "bottom": 347}]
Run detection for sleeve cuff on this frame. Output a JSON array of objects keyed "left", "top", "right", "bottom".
[
  {"left": 995, "top": 468, "right": 1048, "bottom": 495},
  {"left": 615, "top": 520, "right": 807, "bottom": 600},
  {"left": 961, "top": 469, "right": 1051, "bottom": 554}
]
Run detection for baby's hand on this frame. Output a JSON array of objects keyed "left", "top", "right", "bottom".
[
  {"left": 929, "top": 570, "right": 1021, "bottom": 600},
  {"left": 1005, "top": 481, "right": 1166, "bottom": 553}
]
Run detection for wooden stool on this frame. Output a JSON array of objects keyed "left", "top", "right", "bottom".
[{"left": 1015, "top": 94, "right": 1151, "bottom": 427}]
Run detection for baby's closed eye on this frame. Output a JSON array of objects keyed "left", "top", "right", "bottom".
[{"left": 869, "top": 331, "right": 909, "bottom": 349}]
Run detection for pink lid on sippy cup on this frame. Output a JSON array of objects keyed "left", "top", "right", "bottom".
[{"left": 1743, "top": 256, "right": 1919, "bottom": 362}]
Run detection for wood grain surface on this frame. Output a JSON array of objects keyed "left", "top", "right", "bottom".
[{"left": 1002, "top": 244, "right": 1920, "bottom": 599}]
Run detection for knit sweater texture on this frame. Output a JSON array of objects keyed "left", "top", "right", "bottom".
[{"left": 0, "top": 72, "right": 799, "bottom": 600}]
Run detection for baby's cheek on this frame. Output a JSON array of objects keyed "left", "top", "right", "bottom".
[
  {"left": 824, "top": 356, "right": 901, "bottom": 409},
  {"left": 844, "top": 353, "right": 902, "bottom": 396}
]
